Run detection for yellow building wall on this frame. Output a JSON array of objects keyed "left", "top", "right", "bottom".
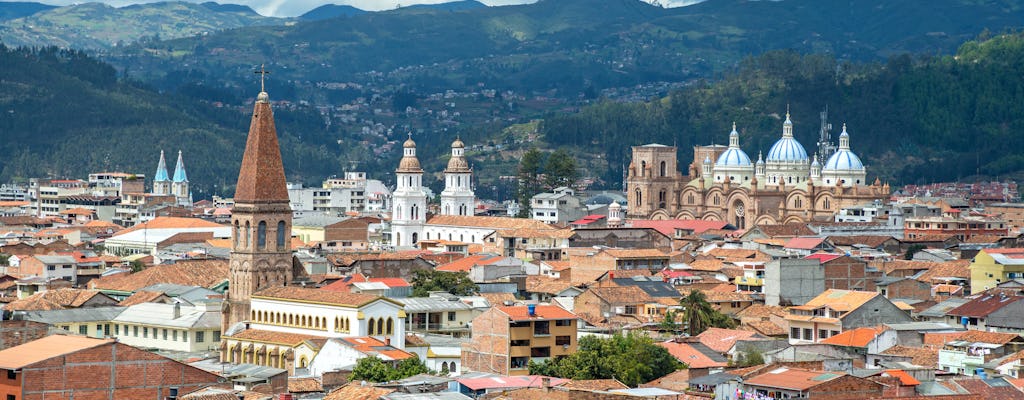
[
  {"left": 292, "top": 226, "right": 325, "bottom": 244},
  {"left": 970, "top": 250, "right": 1024, "bottom": 292}
]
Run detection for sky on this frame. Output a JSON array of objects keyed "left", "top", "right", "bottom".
[{"left": 6, "top": 0, "right": 536, "bottom": 17}]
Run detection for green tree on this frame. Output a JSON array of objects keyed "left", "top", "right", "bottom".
[
  {"left": 680, "top": 290, "right": 714, "bottom": 336},
  {"left": 410, "top": 269, "right": 479, "bottom": 297},
  {"left": 904, "top": 244, "right": 926, "bottom": 260},
  {"left": 528, "top": 333, "right": 682, "bottom": 387},
  {"left": 516, "top": 147, "right": 546, "bottom": 217},
  {"left": 0, "top": 254, "right": 9, "bottom": 267},
  {"left": 659, "top": 309, "right": 680, "bottom": 333},
  {"left": 542, "top": 149, "right": 579, "bottom": 190},
  {"left": 129, "top": 259, "right": 145, "bottom": 273},
  {"left": 351, "top": 355, "right": 430, "bottom": 382}
]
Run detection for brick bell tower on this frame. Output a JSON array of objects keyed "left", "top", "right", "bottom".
[{"left": 222, "top": 86, "right": 293, "bottom": 333}]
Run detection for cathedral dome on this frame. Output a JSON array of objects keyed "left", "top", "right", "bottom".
[
  {"left": 715, "top": 124, "right": 752, "bottom": 167},
  {"left": 397, "top": 156, "right": 422, "bottom": 172},
  {"left": 823, "top": 125, "right": 864, "bottom": 171},
  {"left": 766, "top": 112, "right": 809, "bottom": 162},
  {"left": 404, "top": 137, "right": 417, "bottom": 148},
  {"left": 451, "top": 138, "right": 465, "bottom": 149},
  {"left": 446, "top": 156, "right": 470, "bottom": 172}
]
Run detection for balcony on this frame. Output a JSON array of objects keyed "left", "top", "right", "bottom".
[{"left": 734, "top": 276, "right": 763, "bottom": 286}]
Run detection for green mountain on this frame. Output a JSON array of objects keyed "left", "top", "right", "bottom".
[
  {"left": 0, "top": 2, "right": 55, "bottom": 22},
  {"left": 108, "top": 0, "right": 1024, "bottom": 97},
  {"left": 539, "top": 33, "right": 1024, "bottom": 187},
  {"left": 0, "top": 1, "right": 285, "bottom": 50},
  {"left": 0, "top": 45, "right": 357, "bottom": 198}
]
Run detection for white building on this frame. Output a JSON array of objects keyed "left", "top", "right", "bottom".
[
  {"left": 440, "top": 138, "right": 476, "bottom": 216},
  {"left": 424, "top": 214, "right": 554, "bottom": 246},
  {"left": 112, "top": 301, "right": 222, "bottom": 353},
  {"left": 391, "top": 136, "right": 428, "bottom": 248},
  {"left": 530, "top": 187, "right": 585, "bottom": 225},
  {"left": 102, "top": 216, "right": 230, "bottom": 255}
]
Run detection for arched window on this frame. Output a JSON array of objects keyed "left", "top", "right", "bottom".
[
  {"left": 660, "top": 161, "right": 666, "bottom": 177},
  {"left": 823, "top": 198, "right": 831, "bottom": 210},
  {"left": 641, "top": 161, "right": 647, "bottom": 177},
  {"left": 233, "top": 221, "right": 239, "bottom": 247},
  {"left": 277, "top": 221, "right": 286, "bottom": 250},
  {"left": 244, "top": 221, "right": 251, "bottom": 248},
  {"left": 368, "top": 318, "right": 376, "bottom": 334},
  {"left": 257, "top": 221, "right": 267, "bottom": 249},
  {"left": 251, "top": 310, "right": 256, "bottom": 320},
  {"left": 688, "top": 194, "right": 695, "bottom": 204},
  {"left": 635, "top": 189, "right": 642, "bottom": 206},
  {"left": 378, "top": 318, "right": 385, "bottom": 335},
  {"left": 386, "top": 318, "right": 394, "bottom": 335},
  {"left": 412, "top": 232, "right": 418, "bottom": 244}
]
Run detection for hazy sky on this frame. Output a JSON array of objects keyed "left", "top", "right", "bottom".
[{"left": 7, "top": 0, "right": 537, "bottom": 17}]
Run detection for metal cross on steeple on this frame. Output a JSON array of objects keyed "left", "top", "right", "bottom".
[{"left": 255, "top": 64, "right": 271, "bottom": 92}]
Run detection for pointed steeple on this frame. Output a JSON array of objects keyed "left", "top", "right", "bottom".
[
  {"left": 154, "top": 150, "right": 170, "bottom": 182},
  {"left": 729, "top": 122, "right": 740, "bottom": 148},
  {"left": 839, "top": 123, "right": 850, "bottom": 149},
  {"left": 234, "top": 90, "right": 289, "bottom": 203},
  {"left": 172, "top": 150, "right": 188, "bottom": 182}
]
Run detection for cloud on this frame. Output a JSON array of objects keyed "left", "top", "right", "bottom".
[{"left": 15, "top": 0, "right": 539, "bottom": 17}]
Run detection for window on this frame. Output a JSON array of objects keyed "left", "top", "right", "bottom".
[
  {"left": 213, "top": 331, "right": 221, "bottom": 342},
  {"left": 791, "top": 327, "right": 800, "bottom": 339},
  {"left": 143, "top": 327, "right": 149, "bottom": 338},
  {"left": 831, "top": 330, "right": 840, "bottom": 337},
  {"left": 530, "top": 347, "right": 551, "bottom": 357},
  {"left": 555, "top": 336, "right": 571, "bottom": 346},
  {"left": 555, "top": 319, "right": 572, "bottom": 327},
  {"left": 47, "top": 265, "right": 56, "bottom": 271},
  {"left": 624, "top": 305, "right": 638, "bottom": 315},
  {"left": 803, "top": 328, "right": 812, "bottom": 340},
  {"left": 511, "top": 339, "right": 530, "bottom": 346},
  {"left": 448, "top": 312, "right": 456, "bottom": 322},
  {"left": 115, "top": 325, "right": 120, "bottom": 335},
  {"left": 534, "top": 321, "right": 550, "bottom": 335},
  {"left": 277, "top": 221, "right": 286, "bottom": 250},
  {"left": 173, "top": 330, "right": 178, "bottom": 341},
  {"left": 195, "top": 332, "right": 205, "bottom": 343},
  {"left": 819, "top": 329, "right": 829, "bottom": 339},
  {"left": 162, "top": 329, "right": 168, "bottom": 341},
  {"left": 257, "top": 221, "right": 267, "bottom": 249},
  {"left": 78, "top": 325, "right": 87, "bottom": 335},
  {"left": 133, "top": 326, "right": 139, "bottom": 337},
  {"left": 6, "top": 370, "right": 14, "bottom": 379}
]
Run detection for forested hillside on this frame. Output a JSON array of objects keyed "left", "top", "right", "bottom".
[
  {"left": 541, "top": 33, "right": 1024, "bottom": 186},
  {"left": 0, "top": 46, "right": 348, "bottom": 197}
]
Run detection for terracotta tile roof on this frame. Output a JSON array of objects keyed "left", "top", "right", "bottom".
[
  {"left": 922, "top": 332, "right": 966, "bottom": 346},
  {"left": 542, "top": 260, "right": 572, "bottom": 271},
  {"left": 687, "top": 259, "right": 726, "bottom": 272},
  {"left": 480, "top": 292, "right": 516, "bottom": 306},
  {"left": 0, "top": 335, "right": 114, "bottom": 369},
  {"left": 526, "top": 276, "right": 576, "bottom": 295},
  {"left": 884, "top": 345, "right": 937, "bottom": 368},
  {"left": 498, "top": 305, "right": 577, "bottom": 321},
  {"left": 404, "top": 334, "right": 429, "bottom": 347},
  {"left": 915, "top": 260, "right": 971, "bottom": 283},
  {"left": 696, "top": 328, "right": 761, "bottom": 353},
  {"left": 255, "top": 286, "right": 383, "bottom": 307},
  {"left": 793, "top": 289, "right": 879, "bottom": 313},
  {"left": 337, "top": 336, "right": 413, "bottom": 360},
  {"left": 952, "top": 378, "right": 1024, "bottom": 399},
  {"left": 820, "top": 326, "right": 887, "bottom": 347},
  {"left": 933, "top": 284, "right": 964, "bottom": 295},
  {"left": 602, "top": 248, "right": 669, "bottom": 259},
  {"left": 754, "top": 223, "right": 815, "bottom": 238},
  {"left": 117, "top": 290, "right": 167, "bottom": 306},
  {"left": 735, "top": 304, "right": 787, "bottom": 320},
  {"left": 948, "top": 294, "right": 1023, "bottom": 318},
  {"left": 626, "top": 219, "right": 730, "bottom": 236},
  {"left": 205, "top": 239, "right": 232, "bottom": 248},
  {"left": 435, "top": 253, "right": 504, "bottom": 272},
  {"left": 784, "top": 237, "right": 827, "bottom": 250},
  {"left": 457, "top": 375, "right": 570, "bottom": 391},
  {"left": 426, "top": 215, "right": 553, "bottom": 230},
  {"left": 743, "top": 367, "right": 846, "bottom": 391},
  {"left": 642, "top": 369, "right": 692, "bottom": 392},
  {"left": 288, "top": 377, "right": 323, "bottom": 393},
  {"left": 706, "top": 248, "right": 770, "bottom": 261},
  {"left": 881, "top": 369, "right": 920, "bottom": 386},
  {"left": 500, "top": 228, "right": 575, "bottom": 239},
  {"left": 954, "top": 330, "right": 1022, "bottom": 345},
  {"left": 805, "top": 253, "right": 843, "bottom": 263},
  {"left": 4, "top": 288, "right": 111, "bottom": 311},
  {"left": 702, "top": 290, "right": 754, "bottom": 303},
  {"left": 588, "top": 286, "right": 654, "bottom": 304},
  {"left": 658, "top": 341, "right": 728, "bottom": 369},
  {"left": 323, "top": 382, "right": 395, "bottom": 400},
  {"left": 902, "top": 233, "right": 956, "bottom": 243},
  {"left": 88, "top": 259, "right": 228, "bottom": 292},
  {"left": 234, "top": 95, "right": 290, "bottom": 203},
  {"left": 113, "top": 216, "right": 225, "bottom": 236},
  {"left": 828, "top": 235, "right": 897, "bottom": 248},
  {"left": 558, "top": 379, "right": 629, "bottom": 391},
  {"left": 965, "top": 235, "right": 1003, "bottom": 244},
  {"left": 740, "top": 320, "right": 788, "bottom": 337},
  {"left": 226, "top": 329, "right": 324, "bottom": 346}
]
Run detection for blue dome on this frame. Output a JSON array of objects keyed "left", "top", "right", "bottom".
[
  {"left": 823, "top": 149, "right": 864, "bottom": 171},
  {"left": 715, "top": 148, "right": 752, "bottom": 166},
  {"left": 766, "top": 137, "right": 809, "bottom": 162}
]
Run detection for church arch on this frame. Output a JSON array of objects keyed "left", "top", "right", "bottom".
[
  {"left": 660, "top": 161, "right": 666, "bottom": 177},
  {"left": 814, "top": 193, "right": 835, "bottom": 212},
  {"left": 368, "top": 318, "right": 376, "bottom": 334},
  {"left": 386, "top": 318, "right": 394, "bottom": 335},
  {"left": 649, "top": 209, "right": 671, "bottom": 220},
  {"left": 701, "top": 211, "right": 723, "bottom": 221},
  {"left": 244, "top": 221, "right": 251, "bottom": 249},
  {"left": 277, "top": 221, "right": 286, "bottom": 250},
  {"left": 754, "top": 215, "right": 777, "bottom": 225},
  {"left": 675, "top": 210, "right": 696, "bottom": 220},
  {"left": 257, "top": 221, "right": 267, "bottom": 249},
  {"left": 783, "top": 215, "right": 806, "bottom": 224}
]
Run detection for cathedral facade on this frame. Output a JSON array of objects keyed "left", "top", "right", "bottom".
[
  {"left": 390, "top": 137, "right": 476, "bottom": 248},
  {"left": 626, "top": 112, "right": 889, "bottom": 228}
]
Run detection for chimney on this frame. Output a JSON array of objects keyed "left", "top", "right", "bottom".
[
  {"left": 541, "top": 377, "right": 550, "bottom": 392},
  {"left": 166, "top": 387, "right": 178, "bottom": 400},
  {"left": 173, "top": 302, "right": 181, "bottom": 319}
]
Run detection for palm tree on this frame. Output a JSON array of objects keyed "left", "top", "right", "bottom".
[{"left": 680, "top": 290, "right": 714, "bottom": 336}]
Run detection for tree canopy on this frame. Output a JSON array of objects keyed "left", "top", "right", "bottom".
[
  {"left": 680, "top": 290, "right": 736, "bottom": 336},
  {"left": 528, "top": 333, "right": 682, "bottom": 387},
  {"left": 350, "top": 355, "right": 430, "bottom": 383},
  {"left": 410, "top": 269, "right": 479, "bottom": 297}
]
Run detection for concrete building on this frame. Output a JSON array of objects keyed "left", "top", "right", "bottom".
[
  {"left": 530, "top": 187, "right": 585, "bottom": 225},
  {"left": 970, "top": 248, "right": 1024, "bottom": 291},
  {"left": 112, "top": 301, "right": 222, "bottom": 353},
  {"left": 462, "top": 305, "right": 578, "bottom": 376},
  {"left": 785, "top": 289, "right": 913, "bottom": 344}
]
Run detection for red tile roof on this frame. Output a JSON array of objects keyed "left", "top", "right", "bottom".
[
  {"left": 234, "top": 94, "right": 290, "bottom": 203},
  {"left": 457, "top": 375, "right": 570, "bottom": 391},
  {"left": 805, "top": 253, "right": 843, "bottom": 263},
  {"left": 337, "top": 336, "right": 412, "bottom": 361},
  {"left": 254, "top": 286, "right": 384, "bottom": 308},
  {"left": 436, "top": 253, "right": 504, "bottom": 272},
  {"left": 658, "top": 341, "right": 728, "bottom": 369},
  {"left": 695, "top": 328, "right": 760, "bottom": 353},
  {"left": 626, "top": 219, "right": 729, "bottom": 236},
  {"left": 784, "top": 237, "right": 827, "bottom": 250},
  {"left": 882, "top": 369, "right": 920, "bottom": 386},
  {"left": 743, "top": 367, "right": 846, "bottom": 391},
  {"left": 88, "top": 259, "right": 228, "bottom": 292},
  {"left": 498, "top": 305, "right": 577, "bottom": 321}
]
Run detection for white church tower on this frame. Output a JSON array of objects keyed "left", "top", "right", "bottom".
[
  {"left": 391, "top": 134, "right": 427, "bottom": 248},
  {"left": 440, "top": 137, "right": 475, "bottom": 216},
  {"left": 153, "top": 150, "right": 171, "bottom": 195},
  {"left": 170, "top": 150, "right": 192, "bottom": 207}
]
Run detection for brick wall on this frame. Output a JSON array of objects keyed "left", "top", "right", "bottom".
[
  {"left": 806, "top": 375, "right": 883, "bottom": 399},
  {"left": 0, "top": 320, "right": 50, "bottom": 351},
  {"left": 824, "top": 256, "right": 878, "bottom": 292},
  {"left": 20, "top": 342, "right": 220, "bottom": 400},
  {"left": 884, "top": 279, "right": 932, "bottom": 302},
  {"left": 462, "top": 308, "right": 510, "bottom": 375}
]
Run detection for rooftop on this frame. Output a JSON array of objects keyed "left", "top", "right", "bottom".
[
  {"left": 497, "top": 305, "right": 576, "bottom": 321},
  {"left": 0, "top": 335, "right": 113, "bottom": 369}
]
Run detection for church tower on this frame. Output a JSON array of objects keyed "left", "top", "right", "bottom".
[
  {"left": 391, "top": 135, "right": 427, "bottom": 248},
  {"left": 223, "top": 89, "right": 294, "bottom": 333},
  {"left": 440, "top": 137, "right": 475, "bottom": 216},
  {"left": 171, "top": 150, "right": 192, "bottom": 206},
  {"left": 153, "top": 150, "right": 171, "bottom": 195}
]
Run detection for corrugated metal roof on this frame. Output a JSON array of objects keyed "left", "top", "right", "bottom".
[
  {"left": 113, "top": 302, "right": 220, "bottom": 329},
  {"left": 18, "top": 306, "right": 125, "bottom": 323},
  {"left": 401, "top": 297, "right": 473, "bottom": 312}
]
